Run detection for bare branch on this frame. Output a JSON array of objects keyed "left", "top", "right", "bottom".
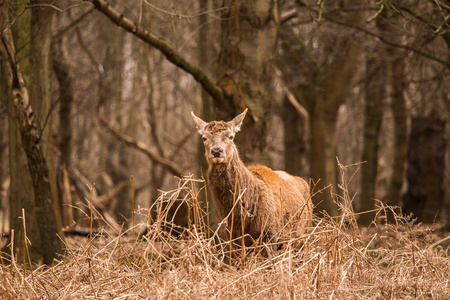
[
  {"left": 96, "top": 181, "right": 130, "bottom": 208},
  {"left": 273, "top": 65, "right": 309, "bottom": 122},
  {"left": 98, "top": 112, "right": 184, "bottom": 177},
  {"left": 325, "top": 15, "right": 450, "bottom": 69},
  {"left": 298, "top": 1, "right": 450, "bottom": 69},
  {"left": 88, "top": 0, "right": 224, "bottom": 102},
  {"left": 53, "top": 7, "right": 95, "bottom": 41}
]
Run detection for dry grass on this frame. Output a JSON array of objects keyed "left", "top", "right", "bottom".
[{"left": 1, "top": 169, "right": 449, "bottom": 299}]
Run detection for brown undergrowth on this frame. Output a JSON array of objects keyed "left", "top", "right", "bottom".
[{"left": 1, "top": 165, "right": 449, "bottom": 299}]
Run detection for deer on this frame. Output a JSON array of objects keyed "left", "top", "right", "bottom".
[{"left": 191, "top": 108, "right": 312, "bottom": 250}]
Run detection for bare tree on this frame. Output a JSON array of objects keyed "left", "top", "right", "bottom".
[
  {"left": 0, "top": 3, "right": 63, "bottom": 264},
  {"left": 3, "top": 0, "right": 38, "bottom": 261},
  {"left": 277, "top": 0, "right": 366, "bottom": 215},
  {"left": 359, "top": 16, "right": 389, "bottom": 225}
]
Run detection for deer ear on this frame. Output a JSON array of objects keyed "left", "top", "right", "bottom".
[
  {"left": 229, "top": 108, "right": 248, "bottom": 133},
  {"left": 191, "top": 112, "right": 207, "bottom": 135}
]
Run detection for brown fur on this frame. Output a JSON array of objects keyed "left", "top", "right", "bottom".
[{"left": 192, "top": 109, "right": 312, "bottom": 246}]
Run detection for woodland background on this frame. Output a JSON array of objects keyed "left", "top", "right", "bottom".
[{"left": 0, "top": 0, "right": 449, "bottom": 264}]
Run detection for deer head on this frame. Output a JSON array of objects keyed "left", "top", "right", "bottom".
[{"left": 191, "top": 109, "right": 248, "bottom": 165}]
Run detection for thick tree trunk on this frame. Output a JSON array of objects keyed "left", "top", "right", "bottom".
[
  {"left": 359, "top": 54, "right": 385, "bottom": 225},
  {"left": 217, "top": 0, "right": 279, "bottom": 164},
  {"left": 7, "top": 75, "right": 38, "bottom": 260},
  {"left": 30, "top": 0, "right": 65, "bottom": 249},
  {"left": 403, "top": 114, "right": 446, "bottom": 223},
  {"left": 30, "top": 1, "right": 62, "bottom": 232},
  {"left": 0, "top": 25, "right": 63, "bottom": 265},
  {"left": 14, "top": 85, "right": 63, "bottom": 265},
  {"left": 5, "top": 0, "right": 39, "bottom": 262}
]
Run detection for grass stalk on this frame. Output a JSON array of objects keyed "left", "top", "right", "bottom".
[
  {"left": 21, "top": 209, "right": 33, "bottom": 282},
  {"left": 131, "top": 175, "right": 135, "bottom": 240},
  {"left": 229, "top": 169, "right": 239, "bottom": 267}
]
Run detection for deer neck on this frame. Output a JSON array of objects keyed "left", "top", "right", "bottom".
[{"left": 208, "top": 156, "right": 253, "bottom": 217}]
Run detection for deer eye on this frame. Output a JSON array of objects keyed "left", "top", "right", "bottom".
[
  {"left": 228, "top": 135, "right": 234, "bottom": 140},
  {"left": 202, "top": 137, "right": 207, "bottom": 141}
]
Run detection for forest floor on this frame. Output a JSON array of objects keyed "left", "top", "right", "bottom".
[{"left": 1, "top": 177, "right": 449, "bottom": 299}]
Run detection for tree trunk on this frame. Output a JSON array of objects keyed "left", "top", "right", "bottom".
[
  {"left": 6, "top": 0, "right": 39, "bottom": 262},
  {"left": 277, "top": 1, "right": 365, "bottom": 215},
  {"left": 359, "top": 54, "right": 385, "bottom": 225},
  {"left": 52, "top": 39, "right": 75, "bottom": 227},
  {"left": 217, "top": 0, "right": 279, "bottom": 165},
  {"left": 283, "top": 96, "right": 308, "bottom": 178},
  {"left": 385, "top": 55, "right": 408, "bottom": 207},
  {"left": 403, "top": 113, "right": 446, "bottom": 223},
  {"left": 0, "top": 60, "right": 6, "bottom": 235},
  {"left": 146, "top": 48, "right": 165, "bottom": 213},
  {"left": 53, "top": 41, "right": 73, "bottom": 172},
  {"left": 30, "top": 0, "right": 62, "bottom": 233},
  {"left": 102, "top": 24, "right": 130, "bottom": 226},
  {"left": 309, "top": 100, "right": 339, "bottom": 215},
  {"left": 198, "top": 0, "right": 219, "bottom": 225},
  {"left": 276, "top": 24, "right": 310, "bottom": 179},
  {"left": 444, "top": 33, "right": 450, "bottom": 231},
  {"left": 0, "top": 23, "right": 63, "bottom": 265}
]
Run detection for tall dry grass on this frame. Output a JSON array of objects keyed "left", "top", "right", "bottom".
[{"left": 1, "top": 165, "right": 449, "bottom": 299}]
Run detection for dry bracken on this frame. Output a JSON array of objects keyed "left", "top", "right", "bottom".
[{"left": 1, "top": 171, "right": 449, "bottom": 299}]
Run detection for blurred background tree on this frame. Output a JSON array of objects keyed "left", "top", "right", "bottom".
[{"left": 1, "top": 0, "right": 449, "bottom": 264}]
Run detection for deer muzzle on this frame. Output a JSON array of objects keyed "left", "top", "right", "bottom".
[{"left": 211, "top": 147, "right": 223, "bottom": 158}]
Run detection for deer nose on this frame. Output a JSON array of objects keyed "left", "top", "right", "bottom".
[{"left": 211, "top": 147, "right": 223, "bottom": 158}]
